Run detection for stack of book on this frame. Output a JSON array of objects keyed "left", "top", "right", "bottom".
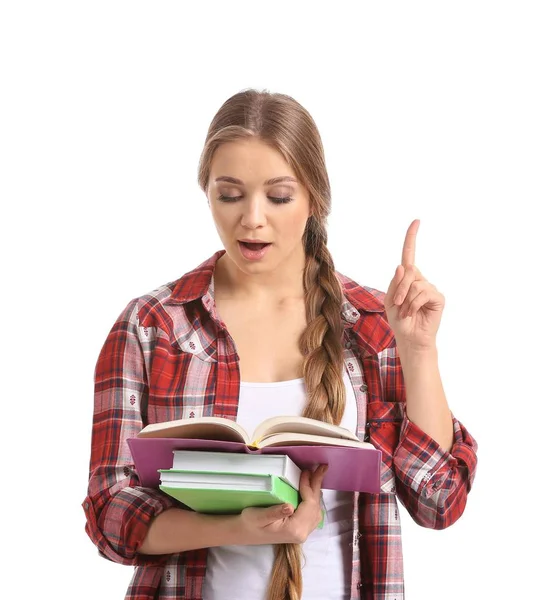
[
  {"left": 127, "top": 414, "right": 382, "bottom": 517},
  {"left": 158, "top": 450, "right": 302, "bottom": 513}
]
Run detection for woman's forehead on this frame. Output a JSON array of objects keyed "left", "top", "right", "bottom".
[{"left": 210, "top": 139, "right": 296, "bottom": 181}]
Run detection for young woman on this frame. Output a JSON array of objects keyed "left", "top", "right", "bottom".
[{"left": 82, "top": 89, "right": 478, "bottom": 600}]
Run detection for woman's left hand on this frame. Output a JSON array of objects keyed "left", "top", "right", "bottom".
[{"left": 384, "top": 219, "right": 445, "bottom": 353}]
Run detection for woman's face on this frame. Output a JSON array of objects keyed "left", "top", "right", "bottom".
[{"left": 207, "top": 137, "right": 312, "bottom": 276}]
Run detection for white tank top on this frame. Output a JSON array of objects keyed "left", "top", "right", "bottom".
[{"left": 202, "top": 371, "right": 358, "bottom": 600}]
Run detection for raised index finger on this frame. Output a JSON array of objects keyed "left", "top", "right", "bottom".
[{"left": 401, "top": 219, "right": 420, "bottom": 266}]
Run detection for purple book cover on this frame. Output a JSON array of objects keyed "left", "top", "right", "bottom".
[{"left": 126, "top": 437, "right": 382, "bottom": 494}]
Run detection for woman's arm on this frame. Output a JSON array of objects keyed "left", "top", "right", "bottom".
[
  {"left": 139, "top": 467, "right": 328, "bottom": 554},
  {"left": 391, "top": 345, "right": 478, "bottom": 529},
  {"left": 398, "top": 346, "right": 454, "bottom": 452},
  {"left": 368, "top": 340, "right": 478, "bottom": 530},
  {"left": 83, "top": 298, "right": 177, "bottom": 567},
  {"left": 138, "top": 508, "right": 244, "bottom": 554}
]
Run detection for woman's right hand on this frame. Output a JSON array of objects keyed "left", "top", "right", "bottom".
[{"left": 238, "top": 464, "right": 328, "bottom": 545}]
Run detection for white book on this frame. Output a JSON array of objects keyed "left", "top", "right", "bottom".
[
  {"left": 159, "top": 472, "right": 276, "bottom": 490},
  {"left": 170, "top": 450, "right": 302, "bottom": 490}
]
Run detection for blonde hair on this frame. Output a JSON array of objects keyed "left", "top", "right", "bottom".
[{"left": 198, "top": 89, "right": 345, "bottom": 600}]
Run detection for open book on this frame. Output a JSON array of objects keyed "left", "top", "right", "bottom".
[
  {"left": 136, "top": 414, "right": 371, "bottom": 449},
  {"left": 128, "top": 415, "right": 382, "bottom": 493}
]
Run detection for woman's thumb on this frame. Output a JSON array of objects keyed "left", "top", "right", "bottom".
[{"left": 258, "top": 503, "right": 294, "bottom": 525}]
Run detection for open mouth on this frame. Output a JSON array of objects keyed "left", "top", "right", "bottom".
[
  {"left": 238, "top": 240, "right": 273, "bottom": 260},
  {"left": 239, "top": 241, "right": 271, "bottom": 251}
]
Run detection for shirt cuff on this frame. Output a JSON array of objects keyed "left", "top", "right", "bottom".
[
  {"left": 83, "top": 486, "right": 180, "bottom": 566},
  {"left": 394, "top": 413, "right": 477, "bottom": 499}
]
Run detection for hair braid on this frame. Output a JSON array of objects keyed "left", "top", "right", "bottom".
[
  {"left": 300, "top": 216, "right": 346, "bottom": 424},
  {"left": 268, "top": 544, "right": 304, "bottom": 600},
  {"left": 266, "top": 217, "right": 345, "bottom": 600}
]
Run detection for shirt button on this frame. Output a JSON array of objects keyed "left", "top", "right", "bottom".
[
  {"left": 84, "top": 502, "right": 89, "bottom": 509},
  {"left": 360, "top": 384, "right": 368, "bottom": 392},
  {"left": 345, "top": 342, "right": 352, "bottom": 349},
  {"left": 364, "top": 434, "right": 370, "bottom": 442}
]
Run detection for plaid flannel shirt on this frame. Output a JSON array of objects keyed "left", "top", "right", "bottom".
[{"left": 83, "top": 249, "right": 478, "bottom": 600}]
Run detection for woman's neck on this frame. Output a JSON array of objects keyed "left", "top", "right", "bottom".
[{"left": 214, "top": 250, "right": 306, "bottom": 302}]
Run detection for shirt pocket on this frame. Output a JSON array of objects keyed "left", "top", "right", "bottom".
[{"left": 367, "top": 400, "right": 405, "bottom": 493}]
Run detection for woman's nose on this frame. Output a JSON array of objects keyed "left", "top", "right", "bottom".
[{"left": 240, "top": 196, "right": 268, "bottom": 229}]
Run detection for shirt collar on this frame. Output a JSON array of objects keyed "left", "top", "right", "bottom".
[
  {"left": 164, "top": 250, "right": 393, "bottom": 353},
  {"left": 164, "top": 250, "right": 226, "bottom": 306}
]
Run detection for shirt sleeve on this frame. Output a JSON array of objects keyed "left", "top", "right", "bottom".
[
  {"left": 82, "top": 298, "right": 179, "bottom": 566},
  {"left": 393, "top": 411, "right": 478, "bottom": 529}
]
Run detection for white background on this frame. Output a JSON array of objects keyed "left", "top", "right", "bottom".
[{"left": 2, "top": 1, "right": 537, "bottom": 598}]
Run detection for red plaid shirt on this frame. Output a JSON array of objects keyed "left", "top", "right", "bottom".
[{"left": 83, "top": 250, "right": 478, "bottom": 600}]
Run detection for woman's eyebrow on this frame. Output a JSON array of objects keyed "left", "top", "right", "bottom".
[{"left": 215, "top": 176, "right": 298, "bottom": 185}]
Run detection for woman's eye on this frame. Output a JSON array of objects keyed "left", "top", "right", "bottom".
[
  {"left": 217, "top": 194, "right": 242, "bottom": 202},
  {"left": 269, "top": 196, "right": 292, "bottom": 204},
  {"left": 216, "top": 194, "right": 293, "bottom": 204}
]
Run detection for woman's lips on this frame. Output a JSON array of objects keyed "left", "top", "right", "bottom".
[{"left": 238, "top": 241, "right": 272, "bottom": 261}]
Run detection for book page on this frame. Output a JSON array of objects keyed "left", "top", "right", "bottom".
[
  {"left": 137, "top": 416, "right": 250, "bottom": 443},
  {"left": 252, "top": 415, "right": 360, "bottom": 445},
  {"left": 257, "top": 431, "right": 375, "bottom": 449}
]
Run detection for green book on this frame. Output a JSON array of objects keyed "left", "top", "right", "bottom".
[{"left": 159, "top": 470, "right": 299, "bottom": 514}]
